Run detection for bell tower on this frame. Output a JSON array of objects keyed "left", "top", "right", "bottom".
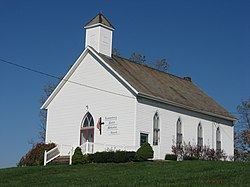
[{"left": 84, "top": 13, "right": 115, "bottom": 57}]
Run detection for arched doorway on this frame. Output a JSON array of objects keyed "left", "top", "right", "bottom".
[{"left": 80, "top": 112, "right": 94, "bottom": 145}]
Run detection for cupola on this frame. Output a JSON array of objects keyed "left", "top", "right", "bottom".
[{"left": 84, "top": 13, "right": 115, "bottom": 57}]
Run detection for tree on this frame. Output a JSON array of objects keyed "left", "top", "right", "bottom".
[
  {"left": 129, "top": 52, "right": 170, "bottom": 72},
  {"left": 39, "top": 82, "right": 57, "bottom": 142},
  {"left": 237, "top": 97, "right": 250, "bottom": 129},
  {"left": 235, "top": 97, "right": 250, "bottom": 161},
  {"left": 153, "top": 58, "right": 169, "bottom": 72},
  {"left": 129, "top": 52, "right": 146, "bottom": 64},
  {"left": 18, "top": 143, "right": 56, "bottom": 166},
  {"left": 112, "top": 48, "right": 121, "bottom": 56}
]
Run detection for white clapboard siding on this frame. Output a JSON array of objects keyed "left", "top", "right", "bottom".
[
  {"left": 45, "top": 51, "right": 233, "bottom": 159},
  {"left": 46, "top": 53, "right": 136, "bottom": 149},
  {"left": 135, "top": 98, "right": 234, "bottom": 159}
]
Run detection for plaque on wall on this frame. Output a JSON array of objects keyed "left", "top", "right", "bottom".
[{"left": 105, "top": 116, "right": 119, "bottom": 135}]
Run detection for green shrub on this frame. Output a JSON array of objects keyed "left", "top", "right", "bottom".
[
  {"left": 82, "top": 154, "right": 89, "bottom": 163},
  {"left": 125, "top": 151, "right": 136, "bottom": 162},
  {"left": 18, "top": 143, "right": 56, "bottom": 166},
  {"left": 90, "top": 151, "right": 136, "bottom": 163},
  {"left": 183, "top": 155, "right": 198, "bottom": 160},
  {"left": 88, "top": 153, "right": 94, "bottom": 163},
  {"left": 135, "top": 143, "right": 154, "bottom": 161},
  {"left": 165, "top": 154, "right": 177, "bottom": 161},
  {"left": 106, "top": 152, "right": 115, "bottom": 162},
  {"left": 72, "top": 147, "right": 88, "bottom": 165},
  {"left": 114, "top": 151, "right": 127, "bottom": 163},
  {"left": 92, "top": 151, "right": 115, "bottom": 163}
]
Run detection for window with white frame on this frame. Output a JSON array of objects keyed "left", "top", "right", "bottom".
[
  {"left": 216, "top": 127, "right": 221, "bottom": 151},
  {"left": 153, "top": 112, "right": 160, "bottom": 145},
  {"left": 140, "top": 133, "right": 148, "bottom": 146},
  {"left": 197, "top": 123, "right": 203, "bottom": 147},
  {"left": 80, "top": 112, "right": 94, "bottom": 144},
  {"left": 82, "top": 112, "right": 94, "bottom": 128},
  {"left": 176, "top": 118, "right": 182, "bottom": 147}
]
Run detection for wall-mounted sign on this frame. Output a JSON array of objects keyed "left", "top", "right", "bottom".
[{"left": 105, "top": 116, "right": 119, "bottom": 135}]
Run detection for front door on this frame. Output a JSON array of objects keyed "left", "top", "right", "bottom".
[
  {"left": 80, "top": 112, "right": 95, "bottom": 145},
  {"left": 81, "top": 128, "right": 94, "bottom": 144}
]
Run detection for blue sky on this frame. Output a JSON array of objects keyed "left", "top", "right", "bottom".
[{"left": 0, "top": 0, "right": 249, "bottom": 168}]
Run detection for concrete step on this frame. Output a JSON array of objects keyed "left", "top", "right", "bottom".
[{"left": 49, "top": 156, "right": 70, "bottom": 165}]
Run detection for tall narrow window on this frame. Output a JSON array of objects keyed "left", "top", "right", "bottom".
[
  {"left": 216, "top": 127, "right": 221, "bottom": 151},
  {"left": 80, "top": 112, "right": 94, "bottom": 145},
  {"left": 176, "top": 118, "right": 182, "bottom": 147},
  {"left": 140, "top": 133, "right": 148, "bottom": 146},
  {"left": 197, "top": 123, "right": 203, "bottom": 147},
  {"left": 153, "top": 113, "right": 160, "bottom": 145}
]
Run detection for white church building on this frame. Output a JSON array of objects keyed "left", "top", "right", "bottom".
[{"left": 42, "top": 13, "right": 235, "bottom": 163}]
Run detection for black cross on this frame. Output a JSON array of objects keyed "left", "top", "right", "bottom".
[{"left": 99, "top": 117, "right": 104, "bottom": 135}]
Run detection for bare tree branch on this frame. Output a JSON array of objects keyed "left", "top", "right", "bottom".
[{"left": 38, "top": 82, "right": 56, "bottom": 142}]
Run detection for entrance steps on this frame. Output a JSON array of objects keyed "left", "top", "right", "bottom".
[{"left": 49, "top": 156, "right": 70, "bottom": 165}]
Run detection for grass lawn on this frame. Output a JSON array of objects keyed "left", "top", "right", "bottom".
[{"left": 0, "top": 161, "right": 249, "bottom": 187}]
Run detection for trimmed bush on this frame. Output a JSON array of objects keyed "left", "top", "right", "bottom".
[
  {"left": 92, "top": 151, "right": 115, "bottom": 163},
  {"left": 18, "top": 143, "right": 56, "bottom": 166},
  {"left": 89, "top": 151, "right": 136, "bottom": 163},
  {"left": 183, "top": 155, "right": 198, "bottom": 160},
  {"left": 114, "top": 151, "right": 127, "bottom": 163},
  {"left": 72, "top": 147, "right": 88, "bottom": 165},
  {"left": 165, "top": 154, "right": 177, "bottom": 161},
  {"left": 125, "top": 151, "right": 136, "bottom": 162},
  {"left": 88, "top": 153, "right": 94, "bottom": 163},
  {"left": 135, "top": 143, "right": 154, "bottom": 161}
]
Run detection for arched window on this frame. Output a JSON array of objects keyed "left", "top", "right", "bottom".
[
  {"left": 176, "top": 118, "right": 182, "bottom": 147},
  {"left": 82, "top": 112, "right": 94, "bottom": 128},
  {"left": 153, "top": 113, "right": 160, "bottom": 145},
  {"left": 216, "top": 127, "right": 221, "bottom": 151},
  {"left": 197, "top": 123, "right": 203, "bottom": 147},
  {"left": 80, "top": 112, "right": 94, "bottom": 144}
]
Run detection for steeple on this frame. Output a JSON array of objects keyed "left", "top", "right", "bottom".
[{"left": 84, "top": 13, "right": 114, "bottom": 57}]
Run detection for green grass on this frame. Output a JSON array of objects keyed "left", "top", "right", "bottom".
[{"left": 0, "top": 161, "right": 249, "bottom": 187}]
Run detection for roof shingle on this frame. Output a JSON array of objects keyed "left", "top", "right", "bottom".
[{"left": 99, "top": 53, "right": 235, "bottom": 120}]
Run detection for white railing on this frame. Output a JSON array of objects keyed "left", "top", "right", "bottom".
[
  {"left": 80, "top": 140, "right": 94, "bottom": 154},
  {"left": 44, "top": 145, "right": 60, "bottom": 166},
  {"left": 60, "top": 144, "right": 75, "bottom": 165},
  {"left": 69, "top": 146, "right": 74, "bottom": 165},
  {"left": 44, "top": 144, "right": 74, "bottom": 166},
  {"left": 44, "top": 142, "right": 139, "bottom": 165},
  {"left": 80, "top": 141, "right": 138, "bottom": 154},
  {"left": 59, "top": 144, "right": 74, "bottom": 156}
]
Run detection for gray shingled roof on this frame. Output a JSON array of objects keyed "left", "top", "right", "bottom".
[
  {"left": 84, "top": 13, "right": 115, "bottom": 29},
  {"left": 99, "top": 53, "right": 235, "bottom": 120}
]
